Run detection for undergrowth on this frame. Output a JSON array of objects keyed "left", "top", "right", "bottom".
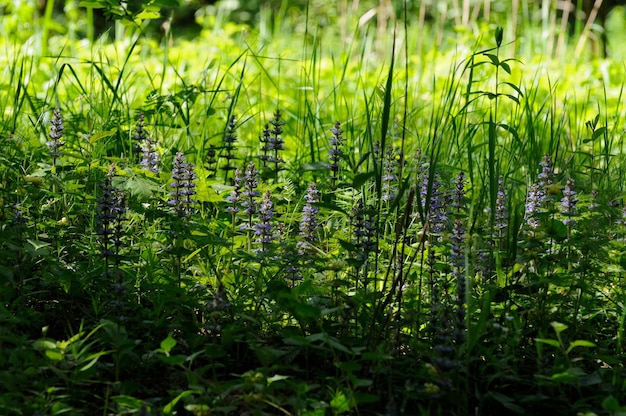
[{"left": 2, "top": 1, "right": 626, "bottom": 415}]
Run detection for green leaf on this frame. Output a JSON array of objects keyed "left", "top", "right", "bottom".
[
  {"left": 89, "top": 129, "right": 116, "bottom": 144},
  {"left": 160, "top": 333, "right": 177, "bottom": 355},
  {"left": 163, "top": 390, "right": 200, "bottom": 414},
  {"left": 27, "top": 239, "right": 51, "bottom": 252},
  {"left": 489, "top": 391, "right": 525, "bottom": 414},
  {"left": 603, "top": 395, "right": 626, "bottom": 412},
  {"left": 354, "top": 392, "right": 378, "bottom": 404},
  {"left": 45, "top": 349, "right": 64, "bottom": 361},
  {"left": 495, "top": 26, "right": 503, "bottom": 46},
  {"left": 115, "top": 175, "right": 160, "bottom": 200},
  {"left": 135, "top": 9, "right": 161, "bottom": 20},
  {"left": 80, "top": 351, "right": 111, "bottom": 371},
  {"left": 550, "top": 321, "right": 568, "bottom": 334},
  {"left": 323, "top": 335, "right": 352, "bottom": 354},
  {"left": 330, "top": 390, "right": 351, "bottom": 414},
  {"left": 566, "top": 340, "right": 596, "bottom": 354},
  {"left": 315, "top": 201, "right": 347, "bottom": 214},
  {"left": 294, "top": 303, "right": 321, "bottom": 319},
  {"left": 503, "top": 93, "right": 519, "bottom": 104},
  {"left": 267, "top": 374, "right": 290, "bottom": 384},
  {"left": 361, "top": 351, "right": 393, "bottom": 361},
  {"left": 592, "top": 126, "right": 607, "bottom": 141},
  {"left": 352, "top": 171, "right": 376, "bottom": 189},
  {"left": 300, "top": 161, "right": 330, "bottom": 171},
  {"left": 535, "top": 338, "right": 560, "bottom": 348},
  {"left": 551, "top": 370, "right": 579, "bottom": 382},
  {"left": 79, "top": 1, "right": 108, "bottom": 8},
  {"left": 500, "top": 61, "right": 511, "bottom": 74},
  {"left": 33, "top": 339, "right": 57, "bottom": 350},
  {"left": 112, "top": 395, "right": 145, "bottom": 409},
  {"left": 159, "top": 355, "right": 187, "bottom": 366},
  {"left": 484, "top": 53, "right": 499, "bottom": 66}
]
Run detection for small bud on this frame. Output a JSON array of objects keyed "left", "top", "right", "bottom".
[{"left": 495, "top": 26, "right": 503, "bottom": 47}]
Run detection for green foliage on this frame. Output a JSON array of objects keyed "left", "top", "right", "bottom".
[{"left": 3, "top": 1, "right": 626, "bottom": 415}]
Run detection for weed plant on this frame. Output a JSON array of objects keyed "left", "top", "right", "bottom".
[{"left": 2, "top": 1, "right": 626, "bottom": 415}]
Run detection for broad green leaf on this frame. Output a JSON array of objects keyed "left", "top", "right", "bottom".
[
  {"left": 603, "top": 395, "right": 626, "bottom": 412},
  {"left": 33, "top": 339, "right": 57, "bottom": 350},
  {"left": 160, "top": 333, "right": 177, "bottom": 355},
  {"left": 159, "top": 355, "right": 187, "bottom": 366},
  {"left": 294, "top": 303, "right": 320, "bottom": 319},
  {"left": 323, "top": 335, "right": 352, "bottom": 355},
  {"left": 45, "top": 349, "right": 64, "bottom": 361},
  {"left": 115, "top": 175, "right": 160, "bottom": 200}
]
